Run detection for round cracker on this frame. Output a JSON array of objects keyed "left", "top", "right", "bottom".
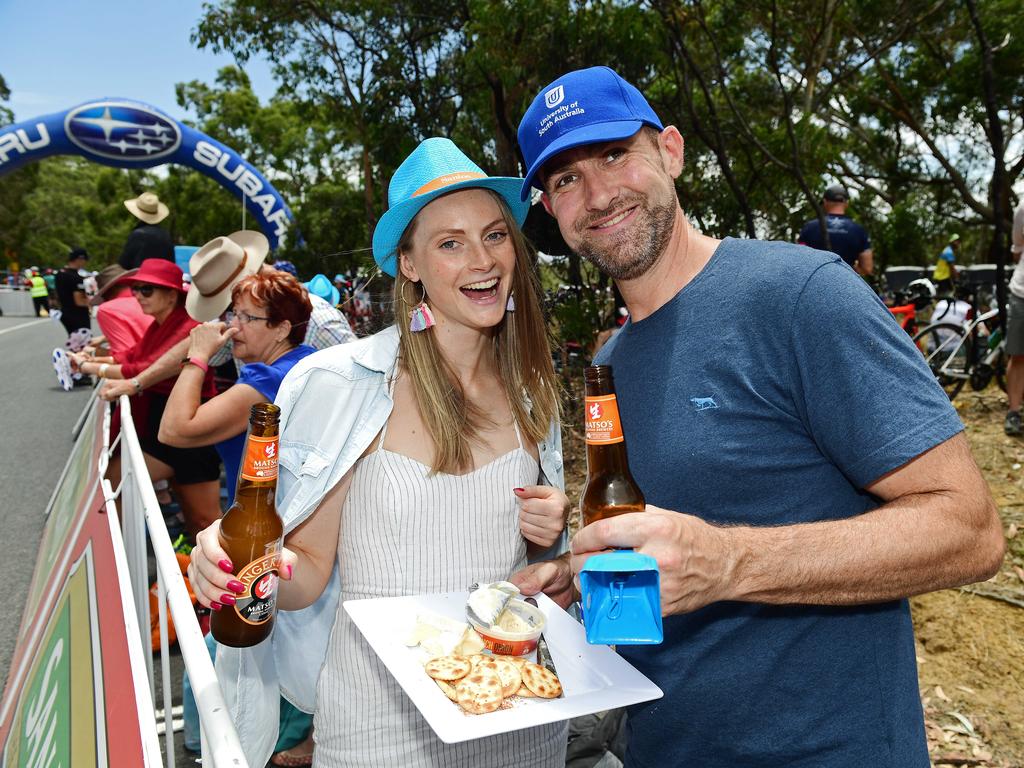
[
  {"left": 455, "top": 669, "right": 504, "bottom": 714},
  {"left": 424, "top": 655, "right": 472, "bottom": 682},
  {"left": 467, "top": 654, "right": 488, "bottom": 668},
  {"left": 521, "top": 660, "right": 562, "bottom": 699},
  {"left": 493, "top": 654, "right": 528, "bottom": 668},
  {"left": 476, "top": 658, "right": 522, "bottom": 698},
  {"left": 435, "top": 678, "right": 459, "bottom": 702},
  {"left": 515, "top": 682, "right": 536, "bottom": 698}
]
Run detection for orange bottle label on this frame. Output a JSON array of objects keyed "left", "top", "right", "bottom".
[
  {"left": 233, "top": 549, "right": 281, "bottom": 625},
  {"left": 241, "top": 435, "right": 279, "bottom": 482},
  {"left": 585, "top": 395, "right": 624, "bottom": 444}
]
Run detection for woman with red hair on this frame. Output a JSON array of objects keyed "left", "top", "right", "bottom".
[{"left": 159, "top": 269, "right": 315, "bottom": 507}]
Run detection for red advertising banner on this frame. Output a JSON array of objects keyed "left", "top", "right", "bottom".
[{"left": 0, "top": 399, "right": 155, "bottom": 766}]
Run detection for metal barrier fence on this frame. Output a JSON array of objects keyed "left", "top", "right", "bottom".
[{"left": 99, "top": 393, "right": 249, "bottom": 767}]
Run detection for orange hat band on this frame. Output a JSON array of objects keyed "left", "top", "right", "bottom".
[{"left": 412, "top": 171, "right": 486, "bottom": 197}]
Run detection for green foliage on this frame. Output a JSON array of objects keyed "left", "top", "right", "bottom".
[
  {"left": 5, "top": 157, "right": 145, "bottom": 268},
  {"left": 0, "top": 73, "right": 11, "bottom": 126},
  {"left": 3, "top": 2, "right": 1023, "bottom": 347}
]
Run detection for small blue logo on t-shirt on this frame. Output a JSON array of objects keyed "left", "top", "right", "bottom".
[{"left": 690, "top": 396, "right": 719, "bottom": 411}]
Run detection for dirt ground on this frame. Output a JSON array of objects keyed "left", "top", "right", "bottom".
[
  {"left": 560, "top": 383, "right": 1024, "bottom": 767},
  {"left": 915, "top": 389, "right": 1024, "bottom": 767}
]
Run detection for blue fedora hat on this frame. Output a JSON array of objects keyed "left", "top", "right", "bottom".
[
  {"left": 371, "top": 138, "right": 531, "bottom": 277},
  {"left": 306, "top": 273, "right": 340, "bottom": 305},
  {"left": 517, "top": 67, "right": 663, "bottom": 200}
]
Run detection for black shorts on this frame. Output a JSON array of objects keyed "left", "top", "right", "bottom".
[{"left": 140, "top": 393, "right": 222, "bottom": 485}]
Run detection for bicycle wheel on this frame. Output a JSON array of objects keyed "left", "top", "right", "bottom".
[{"left": 912, "top": 322, "right": 971, "bottom": 400}]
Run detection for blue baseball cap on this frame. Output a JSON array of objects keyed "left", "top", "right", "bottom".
[
  {"left": 517, "top": 66, "right": 664, "bottom": 200},
  {"left": 372, "top": 137, "right": 530, "bottom": 277}
]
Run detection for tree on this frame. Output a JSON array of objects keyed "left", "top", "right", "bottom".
[{"left": 0, "top": 73, "right": 12, "bottom": 126}]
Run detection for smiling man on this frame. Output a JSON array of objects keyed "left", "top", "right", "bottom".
[{"left": 516, "top": 67, "right": 1005, "bottom": 768}]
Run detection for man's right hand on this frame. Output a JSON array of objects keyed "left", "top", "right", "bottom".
[{"left": 188, "top": 520, "right": 297, "bottom": 611}]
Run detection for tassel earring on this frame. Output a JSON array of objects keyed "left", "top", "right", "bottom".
[
  {"left": 402, "top": 278, "right": 435, "bottom": 332},
  {"left": 410, "top": 302, "right": 435, "bottom": 332},
  {"left": 506, "top": 291, "right": 516, "bottom": 312}
]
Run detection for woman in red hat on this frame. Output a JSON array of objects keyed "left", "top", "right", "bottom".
[{"left": 71, "top": 258, "right": 222, "bottom": 534}]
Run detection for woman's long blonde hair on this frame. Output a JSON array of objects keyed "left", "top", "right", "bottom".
[{"left": 393, "top": 190, "right": 559, "bottom": 475}]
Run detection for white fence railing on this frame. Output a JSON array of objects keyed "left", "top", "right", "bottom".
[{"left": 100, "top": 392, "right": 249, "bottom": 767}]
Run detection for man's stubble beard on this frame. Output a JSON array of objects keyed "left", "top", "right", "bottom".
[{"left": 572, "top": 189, "right": 677, "bottom": 281}]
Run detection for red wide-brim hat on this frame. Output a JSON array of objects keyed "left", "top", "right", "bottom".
[{"left": 115, "top": 258, "right": 186, "bottom": 293}]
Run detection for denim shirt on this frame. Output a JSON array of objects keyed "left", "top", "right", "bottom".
[{"left": 215, "top": 325, "right": 567, "bottom": 767}]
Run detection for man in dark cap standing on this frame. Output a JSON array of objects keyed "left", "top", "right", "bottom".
[
  {"left": 55, "top": 248, "right": 92, "bottom": 341},
  {"left": 798, "top": 183, "right": 874, "bottom": 277},
  {"left": 119, "top": 191, "right": 175, "bottom": 270}
]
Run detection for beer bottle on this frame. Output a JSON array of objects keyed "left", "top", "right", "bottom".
[
  {"left": 211, "top": 403, "right": 284, "bottom": 647},
  {"left": 581, "top": 365, "right": 645, "bottom": 526}
]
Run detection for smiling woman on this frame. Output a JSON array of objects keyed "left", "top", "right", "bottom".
[{"left": 188, "top": 138, "right": 572, "bottom": 768}]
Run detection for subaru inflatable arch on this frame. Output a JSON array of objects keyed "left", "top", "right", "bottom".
[{"left": 0, "top": 98, "right": 296, "bottom": 249}]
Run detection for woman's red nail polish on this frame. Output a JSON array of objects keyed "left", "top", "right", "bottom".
[
  {"left": 220, "top": 594, "right": 237, "bottom": 606},
  {"left": 210, "top": 601, "right": 222, "bottom": 611},
  {"left": 218, "top": 559, "right": 234, "bottom": 573},
  {"left": 513, "top": 487, "right": 524, "bottom": 493},
  {"left": 286, "top": 564, "right": 293, "bottom": 579},
  {"left": 227, "top": 580, "right": 245, "bottom": 594}
]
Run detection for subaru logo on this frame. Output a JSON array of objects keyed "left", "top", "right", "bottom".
[
  {"left": 544, "top": 85, "right": 565, "bottom": 109},
  {"left": 64, "top": 100, "right": 181, "bottom": 162}
]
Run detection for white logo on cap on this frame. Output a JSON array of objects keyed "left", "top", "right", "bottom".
[{"left": 544, "top": 85, "right": 565, "bottom": 109}]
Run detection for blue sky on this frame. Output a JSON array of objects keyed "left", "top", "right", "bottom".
[{"left": 0, "top": 0, "right": 276, "bottom": 123}]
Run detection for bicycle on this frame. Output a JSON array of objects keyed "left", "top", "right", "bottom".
[
  {"left": 883, "top": 277, "right": 935, "bottom": 337},
  {"left": 912, "top": 286, "right": 1006, "bottom": 401}
]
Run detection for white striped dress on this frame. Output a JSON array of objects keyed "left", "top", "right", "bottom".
[{"left": 312, "top": 417, "right": 569, "bottom": 767}]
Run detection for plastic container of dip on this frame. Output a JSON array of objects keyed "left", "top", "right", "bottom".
[{"left": 467, "top": 599, "right": 546, "bottom": 656}]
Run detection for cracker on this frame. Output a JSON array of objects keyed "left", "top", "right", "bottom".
[
  {"left": 476, "top": 658, "right": 522, "bottom": 698},
  {"left": 424, "top": 655, "right": 472, "bottom": 682},
  {"left": 515, "top": 683, "right": 536, "bottom": 698},
  {"left": 467, "top": 654, "right": 488, "bottom": 668},
  {"left": 456, "top": 669, "right": 504, "bottom": 714},
  {"left": 435, "top": 678, "right": 459, "bottom": 702},
  {"left": 521, "top": 661, "right": 562, "bottom": 699},
  {"left": 493, "top": 654, "right": 528, "bottom": 668}
]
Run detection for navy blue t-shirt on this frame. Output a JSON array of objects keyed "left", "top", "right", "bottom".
[
  {"left": 594, "top": 238, "right": 962, "bottom": 768},
  {"left": 216, "top": 345, "right": 315, "bottom": 505},
  {"left": 799, "top": 214, "right": 870, "bottom": 267}
]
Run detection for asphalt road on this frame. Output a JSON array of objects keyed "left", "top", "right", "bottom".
[
  {"left": 0, "top": 316, "right": 199, "bottom": 765},
  {"left": 0, "top": 315, "right": 96, "bottom": 690}
]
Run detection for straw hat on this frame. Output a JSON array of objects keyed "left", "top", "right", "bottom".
[
  {"left": 124, "top": 192, "right": 170, "bottom": 225},
  {"left": 371, "top": 138, "right": 530, "bottom": 277},
  {"left": 185, "top": 231, "right": 269, "bottom": 322}
]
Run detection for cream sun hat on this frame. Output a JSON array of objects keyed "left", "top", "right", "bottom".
[
  {"left": 124, "top": 191, "right": 170, "bottom": 224},
  {"left": 185, "top": 231, "right": 270, "bottom": 322}
]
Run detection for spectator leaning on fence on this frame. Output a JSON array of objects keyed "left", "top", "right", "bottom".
[
  {"left": 1003, "top": 200, "right": 1024, "bottom": 436},
  {"left": 99, "top": 239, "right": 357, "bottom": 403},
  {"left": 72, "top": 259, "right": 222, "bottom": 535},
  {"left": 515, "top": 64, "right": 1005, "bottom": 768}
]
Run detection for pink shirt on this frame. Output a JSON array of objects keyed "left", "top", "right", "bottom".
[{"left": 96, "top": 291, "right": 154, "bottom": 359}]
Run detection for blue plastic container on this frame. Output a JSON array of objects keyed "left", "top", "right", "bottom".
[{"left": 579, "top": 550, "right": 663, "bottom": 645}]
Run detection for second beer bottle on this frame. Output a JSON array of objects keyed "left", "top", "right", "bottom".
[
  {"left": 211, "top": 402, "right": 284, "bottom": 647},
  {"left": 581, "top": 364, "right": 645, "bottom": 525}
]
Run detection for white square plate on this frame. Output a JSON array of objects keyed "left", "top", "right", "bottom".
[{"left": 343, "top": 591, "right": 662, "bottom": 744}]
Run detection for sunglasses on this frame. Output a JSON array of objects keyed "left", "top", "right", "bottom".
[{"left": 130, "top": 284, "right": 158, "bottom": 297}]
